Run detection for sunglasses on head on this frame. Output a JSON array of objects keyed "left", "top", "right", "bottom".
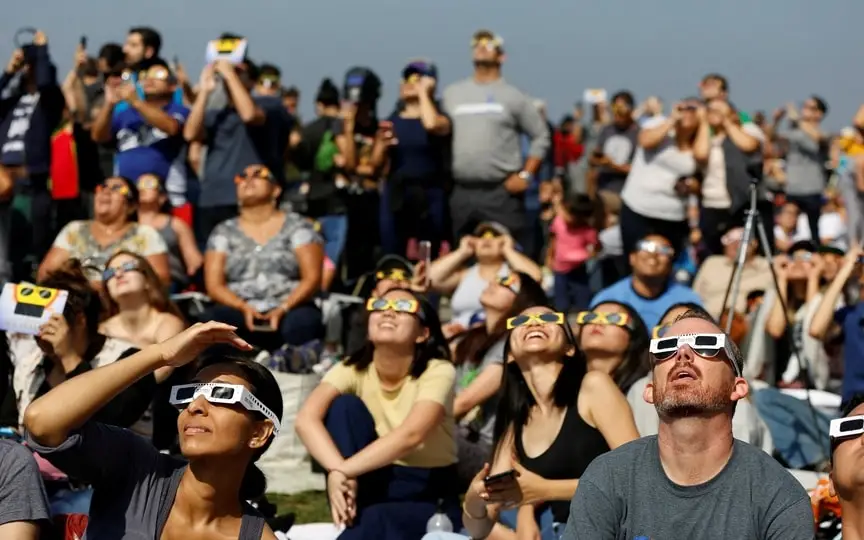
[
  {"left": 96, "top": 182, "right": 131, "bottom": 197},
  {"left": 637, "top": 240, "right": 674, "bottom": 257},
  {"left": 376, "top": 268, "right": 410, "bottom": 282},
  {"left": 650, "top": 333, "right": 740, "bottom": 376},
  {"left": 169, "top": 383, "right": 281, "bottom": 435},
  {"left": 574, "top": 311, "right": 632, "bottom": 329},
  {"left": 103, "top": 260, "right": 141, "bottom": 281},
  {"left": 234, "top": 167, "right": 274, "bottom": 184},
  {"left": 497, "top": 274, "right": 520, "bottom": 294},
  {"left": 506, "top": 312, "right": 565, "bottom": 330},
  {"left": 366, "top": 297, "right": 422, "bottom": 316},
  {"left": 830, "top": 415, "right": 864, "bottom": 446}
]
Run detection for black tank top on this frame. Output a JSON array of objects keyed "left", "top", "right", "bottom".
[{"left": 515, "top": 403, "right": 610, "bottom": 522}]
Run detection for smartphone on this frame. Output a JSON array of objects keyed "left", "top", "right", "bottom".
[
  {"left": 418, "top": 240, "right": 432, "bottom": 286},
  {"left": 484, "top": 469, "right": 516, "bottom": 486},
  {"left": 80, "top": 35, "right": 87, "bottom": 49},
  {"left": 251, "top": 323, "right": 277, "bottom": 333}
]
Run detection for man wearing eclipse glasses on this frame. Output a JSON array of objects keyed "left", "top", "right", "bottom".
[
  {"left": 563, "top": 309, "right": 813, "bottom": 540},
  {"left": 829, "top": 394, "right": 864, "bottom": 539}
]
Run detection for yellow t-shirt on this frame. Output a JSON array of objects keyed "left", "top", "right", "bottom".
[
  {"left": 838, "top": 135, "right": 864, "bottom": 156},
  {"left": 323, "top": 359, "right": 457, "bottom": 468}
]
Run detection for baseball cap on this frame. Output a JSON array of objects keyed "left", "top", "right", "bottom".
[
  {"left": 789, "top": 240, "right": 817, "bottom": 255},
  {"left": 375, "top": 255, "right": 414, "bottom": 281},
  {"left": 473, "top": 221, "right": 510, "bottom": 237},
  {"left": 471, "top": 29, "right": 504, "bottom": 51},
  {"left": 402, "top": 59, "right": 438, "bottom": 81}
]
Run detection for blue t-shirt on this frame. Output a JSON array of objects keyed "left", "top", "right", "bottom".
[
  {"left": 112, "top": 74, "right": 184, "bottom": 118},
  {"left": 112, "top": 102, "right": 189, "bottom": 182},
  {"left": 590, "top": 277, "right": 703, "bottom": 328},
  {"left": 835, "top": 302, "right": 864, "bottom": 402},
  {"left": 387, "top": 115, "right": 446, "bottom": 180}
]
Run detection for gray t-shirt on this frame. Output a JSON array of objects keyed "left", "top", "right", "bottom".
[
  {"left": 562, "top": 436, "right": 813, "bottom": 540},
  {"left": 454, "top": 337, "right": 505, "bottom": 445},
  {"left": 594, "top": 123, "right": 639, "bottom": 194},
  {"left": 0, "top": 440, "right": 50, "bottom": 527},
  {"left": 442, "top": 78, "right": 550, "bottom": 183},
  {"left": 28, "top": 422, "right": 265, "bottom": 540},
  {"left": 782, "top": 127, "right": 827, "bottom": 196}
]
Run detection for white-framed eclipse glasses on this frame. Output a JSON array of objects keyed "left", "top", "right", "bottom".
[
  {"left": 830, "top": 415, "right": 864, "bottom": 443},
  {"left": 649, "top": 333, "right": 741, "bottom": 377},
  {"left": 169, "top": 383, "right": 281, "bottom": 435}
]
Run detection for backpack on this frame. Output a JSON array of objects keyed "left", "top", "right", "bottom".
[{"left": 314, "top": 129, "right": 339, "bottom": 173}]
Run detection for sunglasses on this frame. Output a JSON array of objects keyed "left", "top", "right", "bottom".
[
  {"left": 497, "top": 274, "right": 520, "bottom": 294},
  {"left": 792, "top": 252, "right": 814, "bottom": 262},
  {"left": 637, "top": 240, "right": 674, "bottom": 257},
  {"left": 137, "top": 176, "right": 161, "bottom": 191},
  {"left": 234, "top": 168, "right": 274, "bottom": 184},
  {"left": 96, "top": 182, "right": 131, "bottom": 197},
  {"left": 830, "top": 415, "right": 864, "bottom": 445},
  {"left": 138, "top": 68, "right": 171, "bottom": 81},
  {"left": 650, "top": 333, "right": 740, "bottom": 376},
  {"left": 506, "top": 312, "right": 565, "bottom": 330},
  {"left": 169, "top": 383, "right": 281, "bottom": 435},
  {"left": 366, "top": 297, "right": 421, "bottom": 316},
  {"left": 103, "top": 260, "right": 141, "bottom": 281},
  {"left": 376, "top": 269, "right": 410, "bottom": 282},
  {"left": 470, "top": 37, "right": 499, "bottom": 51},
  {"left": 574, "top": 311, "right": 632, "bottom": 328}
]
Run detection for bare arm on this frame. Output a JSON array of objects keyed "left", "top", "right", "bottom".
[
  {"left": 581, "top": 370, "right": 640, "bottom": 449},
  {"left": 638, "top": 117, "right": 675, "bottom": 150},
  {"left": 183, "top": 86, "right": 210, "bottom": 143},
  {"left": 454, "top": 363, "right": 503, "bottom": 419},
  {"left": 855, "top": 105, "right": 864, "bottom": 129},
  {"left": 723, "top": 118, "right": 760, "bottom": 154},
  {"left": 692, "top": 118, "right": 711, "bottom": 165},
  {"left": 218, "top": 63, "right": 264, "bottom": 125},
  {"left": 428, "top": 244, "right": 473, "bottom": 294},
  {"left": 0, "top": 522, "right": 40, "bottom": 540},
  {"left": 418, "top": 89, "right": 450, "bottom": 135},
  {"left": 294, "top": 382, "right": 348, "bottom": 472},
  {"left": 90, "top": 97, "right": 115, "bottom": 143},
  {"left": 128, "top": 96, "right": 181, "bottom": 137},
  {"left": 277, "top": 242, "right": 323, "bottom": 311},
  {"left": 172, "top": 218, "right": 203, "bottom": 276},
  {"left": 766, "top": 264, "right": 789, "bottom": 339},
  {"left": 810, "top": 252, "right": 857, "bottom": 340},
  {"left": 502, "top": 241, "right": 542, "bottom": 282}
]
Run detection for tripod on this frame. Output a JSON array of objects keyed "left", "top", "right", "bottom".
[{"left": 720, "top": 180, "right": 829, "bottom": 461}]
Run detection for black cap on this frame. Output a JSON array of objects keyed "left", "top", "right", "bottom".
[
  {"left": 788, "top": 240, "right": 817, "bottom": 254},
  {"left": 375, "top": 255, "right": 413, "bottom": 281}
]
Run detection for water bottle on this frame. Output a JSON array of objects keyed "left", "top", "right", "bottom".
[{"left": 425, "top": 498, "right": 454, "bottom": 533}]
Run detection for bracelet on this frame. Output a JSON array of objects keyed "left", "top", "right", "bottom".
[{"left": 462, "top": 500, "right": 488, "bottom": 521}]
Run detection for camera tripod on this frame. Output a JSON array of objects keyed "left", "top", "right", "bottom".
[{"left": 720, "top": 180, "right": 829, "bottom": 460}]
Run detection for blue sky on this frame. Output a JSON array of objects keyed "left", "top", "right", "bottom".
[{"left": 4, "top": 0, "right": 862, "bottom": 129}]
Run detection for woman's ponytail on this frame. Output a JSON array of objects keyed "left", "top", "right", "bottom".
[{"left": 239, "top": 462, "right": 267, "bottom": 501}]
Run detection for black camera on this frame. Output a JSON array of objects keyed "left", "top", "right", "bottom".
[{"left": 343, "top": 67, "right": 381, "bottom": 105}]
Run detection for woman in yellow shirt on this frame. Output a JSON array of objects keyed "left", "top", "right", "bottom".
[{"left": 296, "top": 288, "right": 459, "bottom": 539}]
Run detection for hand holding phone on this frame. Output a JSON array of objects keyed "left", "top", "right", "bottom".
[
  {"left": 483, "top": 469, "right": 517, "bottom": 487},
  {"left": 80, "top": 35, "right": 87, "bottom": 49}
]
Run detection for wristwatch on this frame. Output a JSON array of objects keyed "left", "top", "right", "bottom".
[{"left": 517, "top": 170, "right": 534, "bottom": 182}]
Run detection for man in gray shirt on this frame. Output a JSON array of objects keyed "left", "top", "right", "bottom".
[
  {"left": 442, "top": 29, "right": 550, "bottom": 241},
  {"left": 0, "top": 440, "right": 51, "bottom": 540},
  {"left": 563, "top": 310, "right": 813, "bottom": 540},
  {"left": 774, "top": 96, "right": 829, "bottom": 244}
]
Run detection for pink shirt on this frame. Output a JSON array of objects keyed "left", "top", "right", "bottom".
[{"left": 550, "top": 216, "right": 598, "bottom": 273}]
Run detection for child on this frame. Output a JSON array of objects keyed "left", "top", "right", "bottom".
[{"left": 547, "top": 193, "right": 598, "bottom": 312}]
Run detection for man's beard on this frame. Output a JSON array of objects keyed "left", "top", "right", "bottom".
[
  {"left": 473, "top": 60, "right": 500, "bottom": 69},
  {"left": 653, "top": 375, "right": 733, "bottom": 419}
]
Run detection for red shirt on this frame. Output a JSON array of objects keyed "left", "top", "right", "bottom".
[{"left": 553, "top": 130, "right": 584, "bottom": 168}]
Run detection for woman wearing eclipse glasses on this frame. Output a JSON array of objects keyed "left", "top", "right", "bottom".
[
  {"left": 24, "top": 321, "right": 282, "bottom": 539},
  {"left": 453, "top": 305, "right": 638, "bottom": 540},
  {"left": 296, "top": 288, "right": 460, "bottom": 539}
]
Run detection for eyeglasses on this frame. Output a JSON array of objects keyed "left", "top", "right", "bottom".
[
  {"left": 497, "top": 274, "right": 520, "bottom": 294},
  {"left": 650, "top": 333, "right": 741, "bottom": 376},
  {"left": 234, "top": 167, "right": 274, "bottom": 184},
  {"left": 96, "top": 182, "right": 131, "bottom": 197},
  {"left": 103, "top": 260, "right": 141, "bottom": 281},
  {"left": 573, "top": 311, "right": 632, "bottom": 328},
  {"left": 636, "top": 240, "right": 674, "bottom": 257},
  {"left": 376, "top": 269, "right": 410, "bottom": 282},
  {"left": 830, "top": 415, "right": 864, "bottom": 445},
  {"left": 169, "top": 383, "right": 281, "bottom": 435},
  {"left": 506, "top": 312, "right": 565, "bottom": 330},
  {"left": 137, "top": 176, "right": 161, "bottom": 191},
  {"left": 366, "top": 297, "right": 421, "bottom": 315}
]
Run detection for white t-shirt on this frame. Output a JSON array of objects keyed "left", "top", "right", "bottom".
[{"left": 620, "top": 117, "right": 697, "bottom": 222}]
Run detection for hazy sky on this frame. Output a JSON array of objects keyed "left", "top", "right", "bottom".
[{"left": 3, "top": 0, "right": 862, "bottom": 129}]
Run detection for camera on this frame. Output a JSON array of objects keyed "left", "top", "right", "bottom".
[{"left": 343, "top": 67, "right": 381, "bottom": 105}]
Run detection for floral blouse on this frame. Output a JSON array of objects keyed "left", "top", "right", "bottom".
[{"left": 206, "top": 212, "right": 322, "bottom": 312}]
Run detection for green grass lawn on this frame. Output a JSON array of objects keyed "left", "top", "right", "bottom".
[{"left": 268, "top": 491, "right": 331, "bottom": 524}]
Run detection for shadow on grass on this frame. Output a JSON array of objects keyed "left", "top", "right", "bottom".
[{"left": 268, "top": 490, "right": 330, "bottom": 524}]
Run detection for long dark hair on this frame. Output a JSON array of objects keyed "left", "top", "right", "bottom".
[
  {"left": 344, "top": 289, "right": 451, "bottom": 378},
  {"left": 194, "top": 350, "right": 284, "bottom": 501},
  {"left": 586, "top": 300, "right": 650, "bottom": 393},
  {"left": 490, "top": 308, "right": 585, "bottom": 461},
  {"left": 452, "top": 272, "right": 548, "bottom": 368},
  {"left": 41, "top": 259, "right": 103, "bottom": 344}
]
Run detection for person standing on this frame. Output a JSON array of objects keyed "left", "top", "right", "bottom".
[
  {"left": 442, "top": 29, "right": 550, "bottom": 242},
  {"left": 562, "top": 310, "right": 814, "bottom": 540},
  {"left": 829, "top": 394, "right": 864, "bottom": 540}
]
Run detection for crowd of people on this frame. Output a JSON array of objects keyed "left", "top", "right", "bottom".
[{"left": 0, "top": 21, "right": 863, "bottom": 540}]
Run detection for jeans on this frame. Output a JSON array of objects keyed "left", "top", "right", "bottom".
[
  {"left": 379, "top": 183, "right": 447, "bottom": 259},
  {"left": 49, "top": 487, "right": 93, "bottom": 515},
  {"left": 325, "top": 394, "right": 462, "bottom": 540},
  {"left": 318, "top": 214, "right": 348, "bottom": 266},
  {"left": 203, "top": 302, "right": 323, "bottom": 350},
  {"left": 553, "top": 266, "right": 592, "bottom": 313}
]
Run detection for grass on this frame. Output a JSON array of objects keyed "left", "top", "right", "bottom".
[{"left": 268, "top": 491, "right": 331, "bottom": 524}]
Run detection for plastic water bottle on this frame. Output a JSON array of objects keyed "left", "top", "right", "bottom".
[{"left": 426, "top": 499, "right": 454, "bottom": 533}]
